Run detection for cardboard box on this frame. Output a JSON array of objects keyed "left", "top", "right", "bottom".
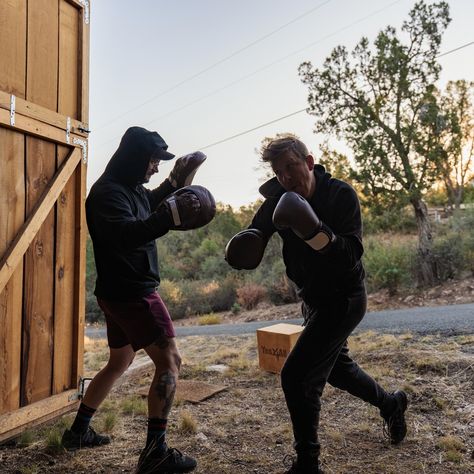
[{"left": 256, "top": 323, "right": 304, "bottom": 374}]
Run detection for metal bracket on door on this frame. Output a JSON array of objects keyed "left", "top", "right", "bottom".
[
  {"left": 10, "top": 95, "right": 15, "bottom": 126},
  {"left": 73, "top": 137, "right": 88, "bottom": 164},
  {"left": 78, "top": 0, "right": 90, "bottom": 24},
  {"left": 66, "top": 117, "right": 71, "bottom": 144}
]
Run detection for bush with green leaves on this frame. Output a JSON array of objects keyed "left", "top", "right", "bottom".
[{"left": 363, "top": 236, "right": 416, "bottom": 295}]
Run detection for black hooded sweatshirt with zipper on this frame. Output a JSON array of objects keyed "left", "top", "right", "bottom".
[
  {"left": 86, "top": 127, "right": 175, "bottom": 301},
  {"left": 250, "top": 164, "right": 365, "bottom": 306}
]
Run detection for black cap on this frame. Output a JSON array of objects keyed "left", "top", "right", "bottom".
[{"left": 151, "top": 147, "right": 175, "bottom": 161}]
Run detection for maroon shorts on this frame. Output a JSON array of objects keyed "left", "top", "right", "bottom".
[{"left": 97, "top": 291, "right": 176, "bottom": 351}]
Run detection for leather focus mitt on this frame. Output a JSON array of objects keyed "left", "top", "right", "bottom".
[
  {"left": 161, "top": 185, "right": 216, "bottom": 230},
  {"left": 168, "top": 151, "right": 206, "bottom": 189},
  {"left": 225, "top": 228, "right": 268, "bottom": 270}
]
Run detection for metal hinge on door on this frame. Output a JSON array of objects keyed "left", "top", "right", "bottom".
[
  {"left": 78, "top": 0, "right": 90, "bottom": 24},
  {"left": 10, "top": 95, "right": 15, "bottom": 126}
]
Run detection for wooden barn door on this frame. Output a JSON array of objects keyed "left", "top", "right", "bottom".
[{"left": 0, "top": 0, "right": 90, "bottom": 442}]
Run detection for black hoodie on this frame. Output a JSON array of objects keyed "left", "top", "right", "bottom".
[
  {"left": 86, "top": 127, "right": 176, "bottom": 300},
  {"left": 250, "top": 164, "right": 365, "bottom": 305}
]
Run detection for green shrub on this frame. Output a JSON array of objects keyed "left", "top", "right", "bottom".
[
  {"left": 159, "top": 277, "right": 237, "bottom": 319},
  {"left": 363, "top": 237, "right": 415, "bottom": 294},
  {"left": 363, "top": 207, "right": 417, "bottom": 234},
  {"left": 432, "top": 234, "right": 466, "bottom": 281}
]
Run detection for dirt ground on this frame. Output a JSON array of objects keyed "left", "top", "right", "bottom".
[{"left": 1, "top": 278, "right": 473, "bottom": 474}]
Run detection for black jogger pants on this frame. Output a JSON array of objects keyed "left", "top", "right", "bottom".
[{"left": 281, "top": 285, "right": 390, "bottom": 457}]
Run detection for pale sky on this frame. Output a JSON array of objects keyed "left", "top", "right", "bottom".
[{"left": 88, "top": 0, "right": 474, "bottom": 208}]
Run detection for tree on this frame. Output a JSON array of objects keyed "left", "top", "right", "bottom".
[
  {"left": 435, "top": 80, "right": 474, "bottom": 208},
  {"left": 298, "top": 1, "right": 450, "bottom": 285}
]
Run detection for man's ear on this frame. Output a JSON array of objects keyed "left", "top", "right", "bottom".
[{"left": 306, "top": 154, "right": 315, "bottom": 170}]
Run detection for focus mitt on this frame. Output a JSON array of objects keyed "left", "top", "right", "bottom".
[{"left": 160, "top": 185, "right": 216, "bottom": 230}]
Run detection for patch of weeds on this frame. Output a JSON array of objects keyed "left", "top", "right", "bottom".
[
  {"left": 198, "top": 313, "right": 222, "bottom": 325},
  {"left": 437, "top": 435, "right": 465, "bottom": 463},
  {"left": 181, "top": 363, "right": 209, "bottom": 378},
  {"left": 432, "top": 396, "right": 448, "bottom": 410},
  {"left": 410, "top": 356, "right": 446, "bottom": 375},
  {"left": 100, "top": 399, "right": 117, "bottom": 412},
  {"left": 354, "top": 422, "right": 372, "bottom": 433},
  {"left": 178, "top": 410, "right": 197, "bottom": 434},
  {"left": 16, "top": 429, "right": 35, "bottom": 447},
  {"left": 401, "top": 383, "right": 420, "bottom": 396},
  {"left": 45, "top": 427, "right": 64, "bottom": 454},
  {"left": 87, "top": 351, "right": 110, "bottom": 372},
  {"left": 121, "top": 396, "right": 147, "bottom": 416},
  {"left": 325, "top": 428, "right": 345, "bottom": 443},
  {"left": 17, "top": 466, "right": 40, "bottom": 474},
  {"left": 444, "top": 450, "right": 463, "bottom": 463},
  {"left": 100, "top": 411, "right": 118, "bottom": 433}
]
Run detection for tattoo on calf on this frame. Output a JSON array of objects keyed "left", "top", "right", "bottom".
[
  {"left": 153, "top": 334, "right": 170, "bottom": 350},
  {"left": 155, "top": 370, "right": 176, "bottom": 417}
]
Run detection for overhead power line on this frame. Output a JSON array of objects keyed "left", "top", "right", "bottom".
[
  {"left": 93, "top": 0, "right": 332, "bottom": 132},
  {"left": 95, "top": 0, "right": 403, "bottom": 151},
  {"left": 437, "top": 40, "right": 474, "bottom": 58},
  {"left": 196, "top": 40, "right": 474, "bottom": 151},
  {"left": 199, "top": 109, "right": 307, "bottom": 150}
]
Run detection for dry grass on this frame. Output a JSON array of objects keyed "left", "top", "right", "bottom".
[
  {"left": 197, "top": 313, "right": 222, "bottom": 325},
  {"left": 1, "top": 331, "right": 473, "bottom": 473}
]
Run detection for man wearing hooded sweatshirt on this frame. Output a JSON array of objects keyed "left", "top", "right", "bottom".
[
  {"left": 62, "top": 126, "right": 215, "bottom": 473},
  {"left": 225, "top": 135, "right": 408, "bottom": 474}
]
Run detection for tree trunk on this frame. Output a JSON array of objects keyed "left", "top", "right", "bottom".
[{"left": 411, "top": 197, "right": 438, "bottom": 286}]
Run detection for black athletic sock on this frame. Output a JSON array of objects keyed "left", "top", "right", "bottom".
[
  {"left": 71, "top": 402, "right": 97, "bottom": 434},
  {"left": 146, "top": 417, "right": 167, "bottom": 452}
]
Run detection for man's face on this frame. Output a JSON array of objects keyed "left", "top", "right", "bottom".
[
  {"left": 271, "top": 150, "right": 315, "bottom": 199},
  {"left": 144, "top": 158, "right": 160, "bottom": 183}
]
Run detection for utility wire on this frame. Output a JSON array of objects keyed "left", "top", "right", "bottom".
[
  {"left": 95, "top": 0, "right": 403, "bottom": 151},
  {"left": 196, "top": 39, "right": 474, "bottom": 150},
  {"left": 437, "top": 40, "right": 474, "bottom": 58},
  {"left": 200, "top": 109, "right": 307, "bottom": 150},
  {"left": 93, "top": 0, "right": 332, "bottom": 132}
]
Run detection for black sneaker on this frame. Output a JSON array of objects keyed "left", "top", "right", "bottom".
[
  {"left": 136, "top": 445, "right": 197, "bottom": 473},
  {"left": 381, "top": 390, "right": 408, "bottom": 444},
  {"left": 283, "top": 454, "right": 324, "bottom": 474},
  {"left": 61, "top": 427, "right": 110, "bottom": 450}
]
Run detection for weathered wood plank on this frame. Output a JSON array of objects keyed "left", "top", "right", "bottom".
[
  {"left": 0, "top": 108, "right": 86, "bottom": 146},
  {"left": 0, "top": 128, "right": 25, "bottom": 415},
  {"left": 0, "top": 90, "right": 88, "bottom": 137},
  {"left": 0, "top": 389, "right": 78, "bottom": 443},
  {"left": 0, "top": 0, "right": 27, "bottom": 98},
  {"left": 53, "top": 2, "right": 81, "bottom": 394},
  {"left": 0, "top": 0, "right": 27, "bottom": 416},
  {"left": 22, "top": 138, "right": 56, "bottom": 405},
  {"left": 21, "top": 0, "right": 60, "bottom": 405}
]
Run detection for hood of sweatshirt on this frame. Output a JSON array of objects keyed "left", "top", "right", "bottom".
[{"left": 102, "top": 126, "right": 175, "bottom": 185}]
